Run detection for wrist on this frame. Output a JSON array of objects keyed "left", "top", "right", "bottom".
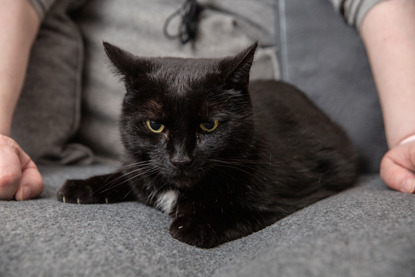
[
  {"left": 387, "top": 126, "right": 415, "bottom": 148},
  {"left": 398, "top": 134, "right": 415, "bottom": 146},
  {"left": 0, "top": 120, "right": 11, "bottom": 136},
  {"left": 0, "top": 100, "right": 12, "bottom": 136},
  {"left": 0, "top": 104, "right": 13, "bottom": 136}
]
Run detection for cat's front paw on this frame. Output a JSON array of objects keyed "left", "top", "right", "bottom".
[
  {"left": 57, "top": 179, "right": 109, "bottom": 204},
  {"left": 170, "top": 216, "right": 222, "bottom": 248}
]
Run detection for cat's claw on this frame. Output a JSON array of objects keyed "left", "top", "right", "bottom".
[
  {"left": 57, "top": 179, "right": 103, "bottom": 204},
  {"left": 56, "top": 173, "right": 137, "bottom": 205}
]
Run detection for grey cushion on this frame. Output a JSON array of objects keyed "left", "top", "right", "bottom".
[
  {"left": 11, "top": 0, "right": 92, "bottom": 165},
  {"left": 29, "top": 0, "right": 57, "bottom": 21},
  {"left": 275, "top": 0, "right": 388, "bottom": 173},
  {"left": 74, "top": 0, "right": 278, "bottom": 163},
  {"left": 0, "top": 166, "right": 414, "bottom": 276}
]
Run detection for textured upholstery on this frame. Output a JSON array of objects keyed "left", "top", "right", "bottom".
[
  {"left": 276, "top": 0, "right": 388, "bottom": 173},
  {"left": 1, "top": 166, "right": 414, "bottom": 276},
  {"left": 12, "top": 0, "right": 93, "bottom": 164}
]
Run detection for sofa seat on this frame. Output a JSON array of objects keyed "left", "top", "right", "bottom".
[{"left": 1, "top": 165, "right": 414, "bottom": 276}]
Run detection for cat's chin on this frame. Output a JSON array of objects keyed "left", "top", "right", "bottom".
[{"left": 170, "top": 174, "right": 197, "bottom": 189}]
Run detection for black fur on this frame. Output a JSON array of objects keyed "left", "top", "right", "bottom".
[{"left": 57, "top": 42, "right": 358, "bottom": 248}]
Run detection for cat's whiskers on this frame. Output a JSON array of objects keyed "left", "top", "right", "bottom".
[
  {"left": 96, "top": 161, "right": 157, "bottom": 194},
  {"left": 212, "top": 167, "right": 237, "bottom": 183},
  {"left": 120, "top": 160, "right": 154, "bottom": 170},
  {"left": 122, "top": 187, "right": 136, "bottom": 201},
  {"left": 102, "top": 163, "right": 152, "bottom": 187},
  {"left": 211, "top": 155, "right": 282, "bottom": 167},
  {"left": 209, "top": 158, "right": 271, "bottom": 179},
  {"left": 146, "top": 175, "right": 174, "bottom": 203},
  {"left": 210, "top": 160, "right": 254, "bottom": 177},
  {"left": 99, "top": 167, "right": 159, "bottom": 194},
  {"left": 99, "top": 160, "right": 152, "bottom": 185}
]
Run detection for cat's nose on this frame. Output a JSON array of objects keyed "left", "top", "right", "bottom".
[{"left": 170, "top": 155, "right": 192, "bottom": 168}]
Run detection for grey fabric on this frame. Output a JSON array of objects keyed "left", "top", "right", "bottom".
[
  {"left": 12, "top": 0, "right": 93, "bottom": 165},
  {"left": 328, "top": 0, "right": 388, "bottom": 29},
  {"left": 28, "top": 0, "right": 56, "bottom": 20},
  {"left": 74, "top": 0, "right": 278, "bottom": 162},
  {"left": 1, "top": 166, "right": 414, "bottom": 276},
  {"left": 215, "top": 175, "right": 415, "bottom": 277},
  {"left": 276, "top": 0, "right": 388, "bottom": 173}
]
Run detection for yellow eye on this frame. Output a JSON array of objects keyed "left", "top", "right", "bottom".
[
  {"left": 200, "top": 120, "right": 219, "bottom": 132},
  {"left": 146, "top": 120, "right": 165, "bottom": 133}
]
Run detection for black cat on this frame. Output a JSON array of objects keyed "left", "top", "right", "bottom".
[{"left": 57, "top": 42, "right": 358, "bottom": 248}]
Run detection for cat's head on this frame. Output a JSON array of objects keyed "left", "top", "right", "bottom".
[{"left": 104, "top": 42, "right": 257, "bottom": 188}]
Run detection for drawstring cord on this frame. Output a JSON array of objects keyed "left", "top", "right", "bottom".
[{"left": 163, "top": 0, "right": 204, "bottom": 45}]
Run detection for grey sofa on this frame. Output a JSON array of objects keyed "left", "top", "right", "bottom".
[{"left": 1, "top": 0, "right": 414, "bottom": 276}]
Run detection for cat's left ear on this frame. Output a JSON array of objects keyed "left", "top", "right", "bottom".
[{"left": 220, "top": 42, "right": 258, "bottom": 89}]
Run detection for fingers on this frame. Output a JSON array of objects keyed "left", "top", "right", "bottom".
[
  {"left": 380, "top": 142, "right": 415, "bottom": 193},
  {"left": 380, "top": 155, "right": 415, "bottom": 193},
  {"left": 15, "top": 159, "right": 44, "bottom": 201},
  {"left": 0, "top": 136, "right": 22, "bottom": 199},
  {"left": 0, "top": 135, "right": 43, "bottom": 200}
]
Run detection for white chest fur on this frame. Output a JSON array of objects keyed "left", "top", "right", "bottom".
[{"left": 155, "top": 190, "right": 178, "bottom": 214}]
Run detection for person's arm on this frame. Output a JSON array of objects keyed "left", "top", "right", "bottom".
[
  {"left": 0, "top": 0, "right": 43, "bottom": 200},
  {"left": 360, "top": 0, "right": 415, "bottom": 193}
]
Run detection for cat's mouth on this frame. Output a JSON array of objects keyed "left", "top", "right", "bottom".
[
  {"left": 171, "top": 177, "right": 191, "bottom": 188},
  {"left": 160, "top": 162, "right": 205, "bottom": 188},
  {"left": 170, "top": 172, "right": 197, "bottom": 188}
]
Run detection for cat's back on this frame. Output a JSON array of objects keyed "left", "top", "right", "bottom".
[
  {"left": 249, "top": 79, "right": 357, "bottom": 180},
  {"left": 248, "top": 79, "right": 357, "bottom": 210},
  {"left": 249, "top": 79, "right": 343, "bottom": 138},
  {"left": 249, "top": 80, "right": 327, "bottom": 124}
]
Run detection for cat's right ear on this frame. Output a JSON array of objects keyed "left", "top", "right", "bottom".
[{"left": 103, "top": 41, "right": 151, "bottom": 81}]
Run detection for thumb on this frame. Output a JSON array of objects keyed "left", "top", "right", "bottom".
[
  {"left": 14, "top": 147, "right": 44, "bottom": 201},
  {"left": 380, "top": 143, "right": 415, "bottom": 193}
]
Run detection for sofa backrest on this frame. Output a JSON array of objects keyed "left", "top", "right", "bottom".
[{"left": 275, "top": 0, "right": 388, "bottom": 173}]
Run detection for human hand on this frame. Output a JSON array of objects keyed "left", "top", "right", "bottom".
[
  {"left": 0, "top": 134, "right": 43, "bottom": 200},
  {"left": 380, "top": 139, "right": 415, "bottom": 194}
]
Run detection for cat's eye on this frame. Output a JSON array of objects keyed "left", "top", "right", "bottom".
[
  {"left": 146, "top": 120, "right": 165, "bottom": 133},
  {"left": 200, "top": 120, "right": 219, "bottom": 132}
]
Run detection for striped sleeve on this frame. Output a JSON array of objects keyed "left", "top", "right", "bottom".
[
  {"left": 329, "top": 0, "right": 388, "bottom": 29},
  {"left": 28, "top": 0, "right": 57, "bottom": 21}
]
